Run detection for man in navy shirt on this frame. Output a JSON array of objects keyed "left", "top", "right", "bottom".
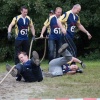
[
  {"left": 8, "top": 6, "right": 35, "bottom": 64},
  {"left": 6, "top": 51, "right": 43, "bottom": 82},
  {"left": 40, "top": 7, "right": 66, "bottom": 62},
  {"left": 59, "top": 4, "right": 92, "bottom": 57}
]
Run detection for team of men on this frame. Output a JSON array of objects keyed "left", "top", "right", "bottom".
[{"left": 7, "top": 4, "right": 92, "bottom": 82}]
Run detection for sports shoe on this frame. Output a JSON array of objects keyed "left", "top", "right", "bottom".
[
  {"left": 58, "top": 43, "right": 68, "bottom": 54},
  {"left": 32, "top": 51, "right": 40, "bottom": 66},
  {"left": 6, "top": 64, "right": 17, "bottom": 77},
  {"left": 80, "top": 62, "right": 86, "bottom": 69}
]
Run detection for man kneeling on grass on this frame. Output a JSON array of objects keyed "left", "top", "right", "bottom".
[
  {"left": 6, "top": 51, "right": 43, "bottom": 82},
  {"left": 44, "top": 43, "right": 85, "bottom": 77}
]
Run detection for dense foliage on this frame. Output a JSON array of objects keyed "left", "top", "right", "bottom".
[{"left": 0, "top": 0, "right": 100, "bottom": 61}]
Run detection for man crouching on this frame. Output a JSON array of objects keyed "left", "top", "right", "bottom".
[{"left": 6, "top": 51, "right": 43, "bottom": 82}]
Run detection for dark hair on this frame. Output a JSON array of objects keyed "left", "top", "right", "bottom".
[
  {"left": 18, "top": 51, "right": 27, "bottom": 57},
  {"left": 20, "top": 6, "right": 28, "bottom": 11},
  {"left": 49, "top": 10, "right": 54, "bottom": 14}
]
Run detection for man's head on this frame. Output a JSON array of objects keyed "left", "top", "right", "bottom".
[
  {"left": 72, "top": 4, "right": 81, "bottom": 14},
  {"left": 20, "top": 6, "right": 28, "bottom": 17},
  {"left": 70, "top": 64, "right": 78, "bottom": 71},
  {"left": 18, "top": 52, "right": 29, "bottom": 63},
  {"left": 49, "top": 10, "right": 54, "bottom": 16},
  {"left": 55, "top": 7, "right": 62, "bottom": 18}
]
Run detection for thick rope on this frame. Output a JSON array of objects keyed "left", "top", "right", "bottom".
[
  {"left": 40, "top": 38, "right": 47, "bottom": 63},
  {"left": 0, "top": 65, "right": 16, "bottom": 85},
  {"left": 29, "top": 37, "right": 48, "bottom": 62}
]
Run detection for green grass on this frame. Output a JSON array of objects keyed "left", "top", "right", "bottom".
[
  {"left": 0, "top": 60, "right": 100, "bottom": 98},
  {"left": 0, "top": 61, "right": 14, "bottom": 73}
]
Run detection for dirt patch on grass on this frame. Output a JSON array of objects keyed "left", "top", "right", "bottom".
[{"left": 0, "top": 72, "right": 46, "bottom": 100}]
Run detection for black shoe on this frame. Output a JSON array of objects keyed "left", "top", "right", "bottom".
[
  {"left": 76, "top": 69, "right": 83, "bottom": 73},
  {"left": 6, "top": 64, "right": 17, "bottom": 77},
  {"left": 80, "top": 62, "right": 86, "bottom": 69},
  {"left": 16, "top": 74, "right": 22, "bottom": 81},
  {"left": 32, "top": 51, "right": 40, "bottom": 66},
  {"left": 58, "top": 43, "right": 68, "bottom": 54}
]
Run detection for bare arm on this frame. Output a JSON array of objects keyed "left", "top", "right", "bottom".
[
  {"left": 8, "top": 23, "right": 15, "bottom": 33},
  {"left": 30, "top": 24, "right": 35, "bottom": 36},
  {"left": 57, "top": 19, "right": 66, "bottom": 35},
  {"left": 67, "top": 57, "right": 82, "bottom": 65},
  {"left": 76, "top": 23, "right": 92, "bottom": 39},
  {"left": 40, "top": 26, "right": 47, "bottom": 38},
  {"left": 66, "top": 71, "right": 76, "bottom": 75}
]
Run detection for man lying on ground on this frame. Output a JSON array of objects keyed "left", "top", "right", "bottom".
[
  {"left": 44, "top": 43, "right": 85, "bottom": 77},
  {"left": 6, "top": 51, "right": 43, "bottom": 82},
  {"left": 62, "top": 63, "right": 83, "bottom": 75}
]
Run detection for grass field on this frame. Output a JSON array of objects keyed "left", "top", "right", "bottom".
[{"left": 0, "top": 60, "right": 100, "bottom": 98}]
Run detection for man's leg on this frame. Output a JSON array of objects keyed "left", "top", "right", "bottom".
[
  {"left": 15, "top": 63, "right": 23, "bottom": 81},
  {"left": 15, "top": 40, "right": 22, "bottom": 65},
  {"left": 56, "top": 39, "right": 62, "bottom": 58},
  {"left": 33, "top": 66, "right": 43, "bottom": 82},
  {"left": 6, "top": 64, "right": 17, "bottom": 77},
  {"left": 6, "top": 64, "right": 23, "bottom": 81},
  {"left": 48, "top": 39, "right": 55, "bottom": 62},
  {"left": 63, "top": 36, "right": 77, "bottom": 57},
  {"left": 49, "top": 48, "right": 72, "bottom": 76},
  {"left": 22, "top": 40, "right": 30, "bottom": 56},
  {"left": 31, "top": 51, "right": 40, "bottom": 66},
  {"left": 31, "top": 51, "right": 43, "bottom": 82},
  {"left": 16, "top": 63, "right": 37, "bottom": 82}
]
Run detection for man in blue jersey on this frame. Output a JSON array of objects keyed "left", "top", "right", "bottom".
[
  {"left": 44, "top": 43, "right": 85, "bottom": 77},
  {"left": 6, "top": 51, "right": 43, "bottom": 82},
  {"left": 59, "top": 4, "right": 92, "bottom": 57},
  {"left": 8, "top": 6, "right": 35, "bottom": 64},
  {"left": 40, "top": 7, "right": 66, "bottom": 62}
]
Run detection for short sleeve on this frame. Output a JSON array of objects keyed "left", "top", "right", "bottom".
[
  {"left": 77, "top": 16, "right": 80, "bottom": 24},
  {"left": 29, "top": 18, "right": 33, "bottom": 26},
  {"left": 59, "top": 13, "right": 67, "bottom": 23},
  {"left": 44, "top": 18, "right": 50, "bottom": 27},
  {"left": 10, "top": 17, "right": 16, "bottom": 25}
]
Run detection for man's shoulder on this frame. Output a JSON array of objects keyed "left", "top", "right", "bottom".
[
  {"left": 15, "top": 15, "right": 21, "bottom": 19},
  {"left": 61, "top": 10, "right": 71, "bottom": 19},
  {"left": 26, "top": 16, "right": 31, "bottom": 20},
  {"left": 46, "top": 15, "right": 56, "bottom": 22},
  {"left": 49, "top": 15, "right": 56, "bottom": 19},
  {"left": 76, "top": 14, "right": 79, "bottom": 18},
  {"left": 66, "top": 10, "right": 72, "bottom": 16},
  {"left": 13, "top": 15, "right": 21, "bottom": 21}
]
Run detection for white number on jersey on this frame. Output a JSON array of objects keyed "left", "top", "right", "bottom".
[
  {"left": 71, "top": 26, "right": 76, "bottom": 32},
  {"left": 54, "top": 28, "right": 61, "bottom": 34},
  {"left": 20, "top": 29, "right": 28, "bottom": 35}
]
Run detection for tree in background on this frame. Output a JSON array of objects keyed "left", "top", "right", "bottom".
[{"left": 0, "top": 0, "right": 100, "bottom": 61}]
